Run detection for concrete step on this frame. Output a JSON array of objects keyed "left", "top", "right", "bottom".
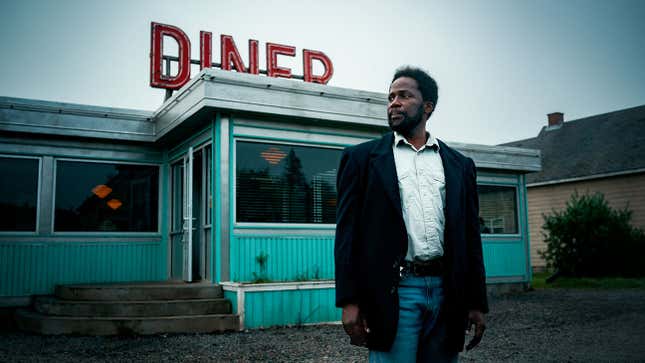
[
  {"left": 55, "top": 283, "right": 223, "bottom": 301},
  {"left": 16, "top": 309, "right": 239, "bottom": 335},
  {"left": 33, "top": 296, "right": 232, "bottom": 317}
]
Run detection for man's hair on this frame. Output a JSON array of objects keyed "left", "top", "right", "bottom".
[{"left": 392, "top": 66, "right": 438, "bottom": 107}]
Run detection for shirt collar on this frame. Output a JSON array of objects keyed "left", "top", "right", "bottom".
[{"left": 393, "top": 131, "right": 440, "bottom": 152}]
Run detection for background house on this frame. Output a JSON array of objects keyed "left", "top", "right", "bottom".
[{"left": 503, "top": 105, "right": 645, "bottom": 271}]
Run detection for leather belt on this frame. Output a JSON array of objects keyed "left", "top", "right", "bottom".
[{"left": 401, "top": 258, "right": 443, "bottom": 276}]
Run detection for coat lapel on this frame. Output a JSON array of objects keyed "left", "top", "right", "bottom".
[
  {"left": 438, "top": 139, "right": 460, "bottom": 253},
  {"left": 369, "top": 132, "right": 403, "bottom": 221}
]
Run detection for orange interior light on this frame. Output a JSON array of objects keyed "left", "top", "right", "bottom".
[
  {"left": 92, "top": 184, "right": 112, "bottom": 199},
  {"left": 107, "top": 199, "right": 123, "bottom": 210},
  {"left": 261, "top": 147, "right": 287, "bottom": 165}
]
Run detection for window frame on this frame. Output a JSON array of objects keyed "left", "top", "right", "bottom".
[
  {"left": 51, "top": 157, "right": 162, "bottom": 235},
  {"left": 0, "top": 154, "right": 42, "bottom": 235},
  {"left": 477, "top": 183, "right": 522, "bottom": 237},
  {"left": 169, "top": 158, "right": 185, "bottom": 236},
  {"left": 233, "top": 137, "right": 344, "bottom": 229}
]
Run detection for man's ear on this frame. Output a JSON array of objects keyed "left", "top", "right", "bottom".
[{"left": 424, "top": 101, "right": 434, "bottom": 116}]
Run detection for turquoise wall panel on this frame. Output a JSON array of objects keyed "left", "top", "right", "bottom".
[
  {"left": 482, "top": 241, "right": 527, "bottom": 278},
  {"left": 223, "top": 290, "right": 238, "bottom": 314},
  {"left": 231, "top": 235, "right": 529, "bottom": 282},
  {"left": 0, "top": 241, "right": 165, "bottom": 297},
  {"left": 244, "top": 288, "right": 340, "bottom": 328},
  {"left": 230, "top": 235, "right": 334, "bottom": 282}
]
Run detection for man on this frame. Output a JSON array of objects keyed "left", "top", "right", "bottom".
[{"left": 334, "top": 66, "right": 488, "bottom": 362}]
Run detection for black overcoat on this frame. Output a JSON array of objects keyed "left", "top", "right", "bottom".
[{"left": 334, "top": 132, "right": 489, "bottom": 352}]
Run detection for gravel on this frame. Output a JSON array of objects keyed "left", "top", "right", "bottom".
[{"left": 2, "top": 288, "right": 645, "bottom": 362}]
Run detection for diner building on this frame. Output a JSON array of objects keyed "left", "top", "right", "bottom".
[{"left": 0, "top": 68, "right": 540, "bottom": 330}]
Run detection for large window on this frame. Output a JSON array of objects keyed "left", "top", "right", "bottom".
[
  {"left": 236, "top": 141, "right": 342, "bottom": 224},
  {"left": 54, "top": 160, "right": 159, "bottom": 232},
  {"left": 478, "top": 185, "right": 518, "bottom": 234},
  {"left": 0, "top": 156, "right": 39, "bottom": 232}
]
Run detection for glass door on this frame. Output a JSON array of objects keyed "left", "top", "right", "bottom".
[
  {"left": 170, "top": 160, "right": 185, "bottom": 280},
  {"left": 170, "top": 145, "right": 212, "bottom": 282},
  {"left": 182, "top": 147, "right": 194, "bottom": 281}
]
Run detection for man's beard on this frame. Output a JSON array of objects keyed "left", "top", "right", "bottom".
[{"left": 388, "top": 103, "right": 425, "bottom": 136}]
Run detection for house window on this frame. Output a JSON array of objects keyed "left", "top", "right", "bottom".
[
  {"left": 0, "top": 156, "right": 39, "bottom": 232},
  {"left": 54, "top": 160, "right": 159, "bottom": 232},
  {"left": 477, "top": 185, "right": 518, "bottom": 234},
  {"left": 235, "top": 140, "right": 342, "bottom": 224}
]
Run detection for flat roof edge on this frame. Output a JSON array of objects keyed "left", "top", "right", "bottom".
[
  {"left": 448, "top": 141, "right": 542, "bottom": 173},
  {"left": 152, "top": 69, "right": 388, "bottom": 130},
  {"left": 446, "top": 140, "right": 541, "bottom": 157},
  {"left": 0, "top": 96, "right": 154, "bottom": 121},
  {"left": 0, "top": 96, "right": 156, "bottom": 142},
  {"left": 154, "top": 68, "right": 387, "bottom": 117}
]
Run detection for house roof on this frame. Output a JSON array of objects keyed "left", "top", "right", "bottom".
[{"left": 501, "top": 104, "right": 645, "bottom": 185}]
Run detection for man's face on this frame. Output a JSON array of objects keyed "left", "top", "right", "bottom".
[{"left": 387, "top": 77, "right": 432, "bottom": 135}]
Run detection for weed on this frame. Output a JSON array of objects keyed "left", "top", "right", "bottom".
[{"left": 252, "top": 252, "right": 270, "bottom": 283}]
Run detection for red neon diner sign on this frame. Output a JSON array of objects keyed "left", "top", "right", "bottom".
[{"left": 150, "top": 22, "right": 334, "bottom": 90}]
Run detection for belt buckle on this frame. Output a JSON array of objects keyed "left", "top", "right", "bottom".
[
  {"left": 409, "top": 261, "right": 425, "bottom": 276},
  {"left": 411, "top": 263, "right": 420, "bottom": 276},
  {"left": 411, "top": 258, "right": 441, "bottom": 276}
]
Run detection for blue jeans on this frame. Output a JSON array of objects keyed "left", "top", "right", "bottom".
[{"left": 369, "top": 275, "right": 458, "bottom": 363}]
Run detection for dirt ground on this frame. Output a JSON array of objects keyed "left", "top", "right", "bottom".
[{"left": 1, "top": 288, "right": 644, "bottom": 362}]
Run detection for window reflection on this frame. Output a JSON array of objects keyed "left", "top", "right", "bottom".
[
  {"left": 478, "top": 185, "right": 518, "bottom": 234},
  {"left": 55, "top": 161, "right": 159, "bottom": 232},
  {"left": 236, "top": 141, "right": 341, "bottom": 224},
  {"left": 0, "top": 157, "right": 39, "bottom": 231}
]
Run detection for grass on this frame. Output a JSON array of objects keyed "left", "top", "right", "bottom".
[{"left": 532, "top": 272, "right": 645, "bottom": 290}]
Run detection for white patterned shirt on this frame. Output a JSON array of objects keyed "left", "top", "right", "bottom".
[{"left": 393, "top": 131, "right": 446, "bottom": 262}]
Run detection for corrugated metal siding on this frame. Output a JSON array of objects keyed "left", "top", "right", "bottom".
[
  {"left": 230, "top": 235, "right": 334, "bottom": 282},
  {"left": 244, "top": 288, "right": 339, "bottom": 328},
  {"left": 223, "top": 290, "right": 238, "bottom": 314},
  {"left": 231, "top": 235, "right": 528, "bottom": 282},
  {"left": 482, "top": 241, "right": 527, "bottom": 278},
  {"left": 0, "top": 241, "right": 164, "bottom": 297},
  {"left": 170, "top": 235, "right": 183, "bottom": 280}
]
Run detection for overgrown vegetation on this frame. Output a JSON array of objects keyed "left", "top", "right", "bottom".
[
  {"left": 540, "top": 192, "right": 645, "bottom": 277},
  {"left": 250, "top": 256, "right": 325, "bottom": 284},
  {"left": 294, "top": 266, "right": 321, "bottom": 281},
  {"left": 252, "top": 252, "right": 271, "bottom": 283}
]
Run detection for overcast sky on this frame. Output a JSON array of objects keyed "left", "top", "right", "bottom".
[{"left": 1, "top": 0, "right": 644, "bottom": 145}]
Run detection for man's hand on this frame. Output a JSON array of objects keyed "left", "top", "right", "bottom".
[
  {"left": 465, "top": 309, "right": 486, "bottom": 351},
  {"left": 341, "top": 304, "right": 369, "bottom": 347}
]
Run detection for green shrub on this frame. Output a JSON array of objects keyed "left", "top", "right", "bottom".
[{"left": 540, "top": 192, "right": 645, "bottom": 277}]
